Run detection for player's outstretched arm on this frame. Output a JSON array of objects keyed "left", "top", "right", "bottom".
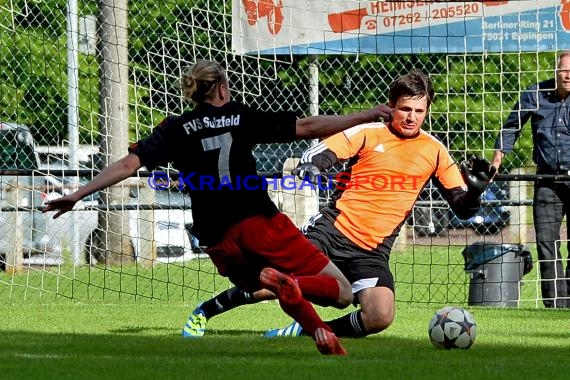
[
  {"left": 43, "top": 153, "right": 143, "bottom": 219},
  {"left": 295, "top": 104, "right": 392, "bottom": 139}
]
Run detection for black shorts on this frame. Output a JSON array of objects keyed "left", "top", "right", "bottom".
[{"left": 303, "top": 213, "right": 395, "bottom": 294}]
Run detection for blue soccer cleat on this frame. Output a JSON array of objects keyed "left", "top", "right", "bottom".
[
  {"left": 264, "top": 321, "right": 303, "bottom": 338},
  {"left": 182, "top": 303, "right": 208, "bottom": 338}
]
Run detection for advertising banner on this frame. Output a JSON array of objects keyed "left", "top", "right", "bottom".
[{"left": 232, "top": 1, "right": 570, "bottom": 55}]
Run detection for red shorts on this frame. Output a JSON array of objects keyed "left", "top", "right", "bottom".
[{"left": 206, "top": 212, "right": 330, "bottom": 292}]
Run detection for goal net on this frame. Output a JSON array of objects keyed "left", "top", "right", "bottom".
[{"left": 0, "top": 0, "right": 567, "bottom": 308}]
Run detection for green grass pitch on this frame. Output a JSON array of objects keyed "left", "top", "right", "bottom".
[
  {"left": 1, "top": 250, "right": 568, "bottom": 380},
  {"left": 1, "top": 301, "right": 569, "bottom": 380}
]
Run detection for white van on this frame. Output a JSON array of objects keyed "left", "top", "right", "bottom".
[
  {"left": 0, "top": 122, "right": 64, "bottom": 268},
  {"left": 83, "top": 186, "right": 204, "bottom": 265},
  {"left": 34, "top": 145, "right": 204, "bottom": 264},
  {"left": 35, "top": 144, "right": 100, "bottom": 171}
]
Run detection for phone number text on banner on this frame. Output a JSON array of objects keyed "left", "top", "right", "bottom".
[{"left": 231, "top": 1, "right": 570, "bottom": 55}]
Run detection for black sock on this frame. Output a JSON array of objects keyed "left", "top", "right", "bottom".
[
  {"left": 199, "top": 287, "right": 257, "bottom": 319},
  {"left": 325, "top": 310, "right": 368, "bottom": 338}
]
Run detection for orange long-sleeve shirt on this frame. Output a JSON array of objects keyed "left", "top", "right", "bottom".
[{"left": 301, "top": 122, "right": 469, "bottom": 251}]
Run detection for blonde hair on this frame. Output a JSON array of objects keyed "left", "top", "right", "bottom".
[{"left": 180, "top": 60, "right": 227, "bottom": 103}]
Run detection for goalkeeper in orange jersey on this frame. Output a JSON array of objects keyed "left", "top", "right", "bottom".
[{"left": 184, "top": 69, "right": 495, "bottom": 339}]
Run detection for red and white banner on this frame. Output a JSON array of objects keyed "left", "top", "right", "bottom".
[{"left": 232, "top": 1, "right": 570, "bottom": 55}]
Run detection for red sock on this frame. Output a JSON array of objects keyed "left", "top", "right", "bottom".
[
  {"left": 292, "top": 275, "right": 340, "bottom": 306},
  {"left": 278, "top": 297, "right": 331, "bottom": 337}
]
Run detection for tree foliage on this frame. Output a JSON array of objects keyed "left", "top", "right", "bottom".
[{"left": 0, "top": 0, "right": 554, "bottom": 169}]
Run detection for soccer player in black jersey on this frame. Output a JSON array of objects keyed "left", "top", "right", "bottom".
[
  {"left": 43, "top": 59, "right": 392, "bottom": 355},
  {"left": 184, "top": 69, "right": 496, "bottom": 340}
]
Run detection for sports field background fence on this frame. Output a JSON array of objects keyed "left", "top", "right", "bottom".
[{"left": 0, "top": 1, "right": 568, "bottom": 308}]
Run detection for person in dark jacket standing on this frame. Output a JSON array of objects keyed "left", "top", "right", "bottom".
[{"left": 492, "top": 51, "right": 570, "bottom": 308}]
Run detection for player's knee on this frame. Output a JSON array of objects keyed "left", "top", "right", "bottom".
[
  {"left": 331, "top": 276, "right": 353, "bottom": 307},
  {"left": 366, "top": 317, "right": 393, "bottom": 333},
  {"left": 363, "top": 309, "right": 394, "bottom": 333},
  {"left": 253, "top": 288, "right": 276, "bottom": 301},
  {"left": 337, "top": 286, "right": 354, "bottom": 307}
]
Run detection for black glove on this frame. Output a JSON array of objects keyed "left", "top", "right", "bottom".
[
  {"left": 460, "top": 155, "right": 497, "bottom": 195},
  {"left": 291, "top": 163, "right": 321, "bottom": 185}
]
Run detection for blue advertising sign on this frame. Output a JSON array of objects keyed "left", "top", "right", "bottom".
[{"left": 232, "top": 1, "right": 570, "bottom": 55}]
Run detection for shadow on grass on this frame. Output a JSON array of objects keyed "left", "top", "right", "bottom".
[
  {"left": 1, "top": 329, "right": 569, "bottom": 380},
  {"left": 110, "top": 326, "right": 176, "bottom": 334},
  {"left": 109, "top": 326, "right": 261, "bottom": 336}
]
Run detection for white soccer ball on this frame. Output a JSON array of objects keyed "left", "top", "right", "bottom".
[{"left": 428, "top": 306, "right": 477, "bottom": 349}]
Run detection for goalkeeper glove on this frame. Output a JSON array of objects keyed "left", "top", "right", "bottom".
[
  {"left": 460, "top": 155, "right": 497, "bottom": 195},
  {"left": 292, "top": 163, "right": 321, "bottom": 185}
]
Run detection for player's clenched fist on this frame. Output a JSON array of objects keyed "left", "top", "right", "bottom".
[
  {"left": 292, "top": 163, "right": 321, "bottom": 185},
  {"left": 374, "top": 104, "right": 393, "bottom": 122}
]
